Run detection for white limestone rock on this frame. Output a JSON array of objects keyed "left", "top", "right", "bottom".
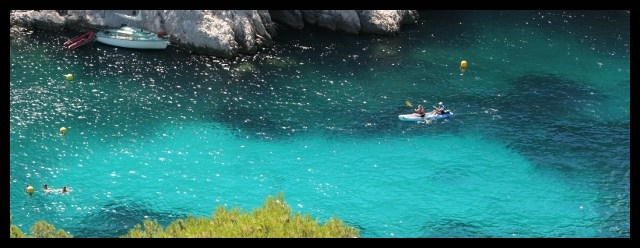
[{"left": 10, "top": 10, "right": 419, "bottom": 58}]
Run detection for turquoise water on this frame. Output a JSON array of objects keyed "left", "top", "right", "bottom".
[{"left": 10, "top": 10, "right": 629, "bottom": 238}]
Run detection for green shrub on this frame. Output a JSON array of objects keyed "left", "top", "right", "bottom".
[
  {"left": 10, "top": 215, "right": 27, "bottom": 238},
  {"left": 10, "top": 225, "right": 27, "bottom": 238},
  {"left": 30, "top": 221, "right": 73, "bottom": 238},
  {"left": 10, "top": 214, "right": 71, "bottom": 238},
  {"left": 11, "top": 192, "right": 359, "bottom": 238},
  {"left": 122, "top": 192, "right": 360, "bottom": 238}
]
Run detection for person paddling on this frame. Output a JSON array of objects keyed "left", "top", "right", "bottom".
[
  {"left": 414, "top": 105, "right": 425, "bottom": 117},
  {"left": 432, "top": 102, "right": 445, "bottom": 115}
]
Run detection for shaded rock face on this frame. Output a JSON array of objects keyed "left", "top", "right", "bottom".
[
  {"left": 268, "top": 10, "right": 304, "bottom": 29},
  {"left": 10, "top": 10, "right": 66, "bottom": 30},
  {"left": 270, "top": 10, "right": 420, "bottom": 35},
  {"left": 10, "top": 10, "right": 419, "bottom": 58},
  {"left": 357, "top": 10, "right": 420, "bottom": 34},
  {"left": 300, "top": 10, "right": 361, "bottom": 34}
]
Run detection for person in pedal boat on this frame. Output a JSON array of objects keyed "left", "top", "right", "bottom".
[
  {"left": 432, "top": 102, "right": 445, "bottom": 115},
  {"left": 414, "top": 105, "right": 425, "bottom": 117}
]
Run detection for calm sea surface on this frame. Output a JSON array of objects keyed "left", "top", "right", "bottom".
[{"left": 10, "top": 10, "right": 630, "bottom": 238}]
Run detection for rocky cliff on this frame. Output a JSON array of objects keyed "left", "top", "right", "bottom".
[{"left": 10, "top": 10, "right": 419, "bottom": 59}]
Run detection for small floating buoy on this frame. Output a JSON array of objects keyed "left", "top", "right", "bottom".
[
  {"left": 460, "top": 60, "right": 468, "bottom": 68},
  {"left": 59, "top": 127, "right": 67, "bottom": 135},
  {"left": 65, "top": 74, "right": 73, "bottom": 81},
  {"left": 26, "top": 185, "right": 34, "bottom": 195}
]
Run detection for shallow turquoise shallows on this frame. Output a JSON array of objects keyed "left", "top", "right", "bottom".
[{"left": 10, "top": 10, "right": 629, "bottom": 238}]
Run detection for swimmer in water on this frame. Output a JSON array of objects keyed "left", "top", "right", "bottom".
[{"left": 43, "top": 184, "right": 52, "bottom": 193}]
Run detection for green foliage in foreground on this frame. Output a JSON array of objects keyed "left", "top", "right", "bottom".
[
  {"left": 123, "top": 192, "right": 360, "bottom": 238},
  {"left": 10, "top": 215, "right": 72, "bottom": 238},
  {"left": 10, "top": 193, "right": 359, "bottom": 238}
]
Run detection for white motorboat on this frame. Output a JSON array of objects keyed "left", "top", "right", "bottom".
[
  {"left": 95, "top": 26, "right": 169, "bottom": 49},
  {"left": 95, "top": 11, "right": 169, "bottom": 49}
]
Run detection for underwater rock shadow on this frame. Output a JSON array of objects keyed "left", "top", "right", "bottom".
[
  {"left": 71, "top": 199, "right": 188, "bottom": 238},
  {"left": 455, "top": 72, "right": 628, "bottom": 180},
  {"left": 419, "top": 218, "right": 493, "bottom": 238},
  {"left": 502, "top": 72, "right": 607, "bottom": 119}
]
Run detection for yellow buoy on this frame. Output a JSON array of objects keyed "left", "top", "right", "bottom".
[
  {"left": 460, "top": 60, "right": 468, "bottom": 68},
  {"left": 65, "top": 74, "right": 73, "bottom": 81},
  {"left": 60, "top": 127, "right": 67, "bottom": 135},
  {"left": 26, "top": 185, "right": 34, "bottom": 194}
]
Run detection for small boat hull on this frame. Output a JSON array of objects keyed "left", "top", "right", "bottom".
[
  {"left": 64, "top": 31, "right": 95, "bottom": 50},
  {"left": 398, "top": 112, "right": 453, "bottom": 121},
  {"left": 95, "top": 26, "right": 169, "bottom": 49}
]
